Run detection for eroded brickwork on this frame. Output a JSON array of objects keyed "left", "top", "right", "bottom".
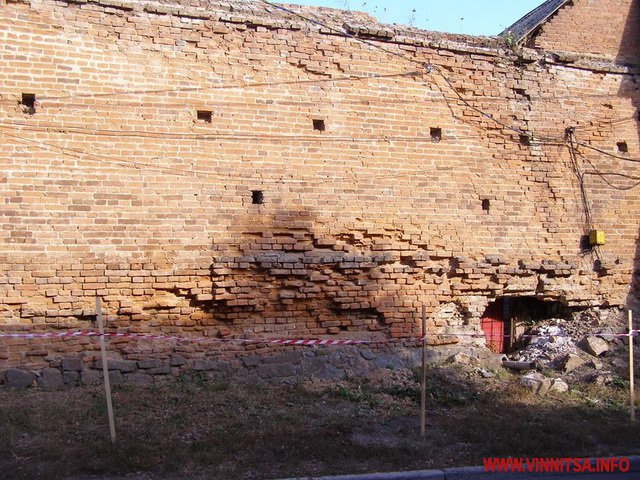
[{"left": 0, "top": 0, "right": 639, "bottom": 374}]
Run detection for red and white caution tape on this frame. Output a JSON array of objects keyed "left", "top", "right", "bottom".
[
  {"left": 447, "top": 331, "right": 639, "bottom": 339},
  {"left": 0, "top": 330, "right": 416, "bottom": 345},
  {"left": 0, "top": 329, "right": 637, "bottom": 345}
]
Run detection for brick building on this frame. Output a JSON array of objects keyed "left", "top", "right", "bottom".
[{"left": 0, "top": 0, "right": 639, "bottom": 375}]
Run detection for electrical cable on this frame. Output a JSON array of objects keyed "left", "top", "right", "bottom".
[
  {"left": 575, "top": 141, "right": 640, "bottom": 164},
  {"left": 566, "top": 129, "right": 594, "bottom": 230},
  {"left": 0, "top": 121, "right": 483, "bottom": 143},
  {"left": 1, "top": 1, "right": 634, "bottom": 193},
  {"left": 258, "top": 0, "right": 563, "bottom": 146},
  {"left": 0, "top": 128, "right": 509, "bottom": 184},
  {"left": 35, "top": 70, "right": 423, "bottom": 101},
  {"left": 572, "top": 115, "right": 636, "bottom": 132},
  {"left": 0, "top": 0, "right": 624, "bottom": 151},
  {"left": 576, "top": 151, "right": 640, "bottom": 191}
]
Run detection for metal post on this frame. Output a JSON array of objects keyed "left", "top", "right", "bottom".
[
  {"left": 420, "top": 305, "right": 427, "bottom": 437},
  {"left": 97, "top": 297, "right": 117, "bottom": 443},
  {"left": 629, "top": 309, "right": 635, "bottom": 423}
]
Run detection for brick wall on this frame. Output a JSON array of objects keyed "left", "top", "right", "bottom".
[
  {"left": 0, "top": 0, "right": 639, "bottom": 372},
  {"left": 533, "top": 0, "right": 640, "bottom": 63}
]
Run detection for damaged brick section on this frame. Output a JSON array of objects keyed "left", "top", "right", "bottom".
[
  {"left": 0, "top": 0, "right": 639, "bottom": 376},
  {"left": 210, "top": 227, "right": 605, "bottom": 344}
]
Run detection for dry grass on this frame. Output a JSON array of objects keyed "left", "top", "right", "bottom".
[{"left": 0, "top": 366, "right": 639, "bottom": 480}]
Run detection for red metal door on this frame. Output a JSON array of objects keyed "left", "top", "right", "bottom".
[{"left": 481, "top": 301, "right": 504, "bottom": 353}]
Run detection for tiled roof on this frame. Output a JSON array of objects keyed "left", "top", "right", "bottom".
[{"left": 501, "top": 0, "right": 571, "bottom": 43}]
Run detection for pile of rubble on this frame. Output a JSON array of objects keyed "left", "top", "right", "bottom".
[
  {"left": 511, "top": 324, "right": 578, "bottom": 365},
  {"left": 506, "top": 309, "right": 632, "bottom": 393},
  {"left": 445, "top": 309, "right": 633, "bottom": 395}
]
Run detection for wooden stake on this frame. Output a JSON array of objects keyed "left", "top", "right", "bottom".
[
  {"left": 97, "top": 297, "right": 117, "bottom": 443},
  {"left": 420, "top": 305, "right": 427, "bottom": 437},
  {"left": 629, "top": 309, "right": 636, "bottom": 423}
]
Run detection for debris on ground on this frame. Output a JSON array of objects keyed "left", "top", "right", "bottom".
[
  {"left": 511, "top": 323, "right": 579, "bottom": 365},
  {"left": 580, "top": 336, "right": 610, "bottom": 357},
  {"left": 510, "top": 311, "right": 627, "bottom": 365}
]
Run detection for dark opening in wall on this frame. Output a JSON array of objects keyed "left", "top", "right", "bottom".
[
  {"left": 430, "top": 127, "right": 442, "bottom": 142},
  {"left": 312, "top": 119, "right": 325, "bottom": 131},
  {"left": 513, "top": 88, "right": 530, "bottom": 100},
  {"left": 251, "top": 190, "right": 264, "bottom": 205},
  {"left": 579, "top": 234, "right": 593, "bottom": 252},
  {"left": 20, "top": 93, "right": 36, "bottom": 114},
  {"left": 481, "top": 297, "right": 565, "bottom": 354},
  {"left": 481, "top": 198, "right": 490, "bottom": 212},
  {"left": 197, "top": 110, "right": 212, "bottom": 123},
  {"left": 617, "top": 141, "right": 628, "bottom": 153},
  {"left": 519, "top": 134, "right": 531, "bottom": 146}
]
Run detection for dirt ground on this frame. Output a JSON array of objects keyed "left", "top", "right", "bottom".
[{"left": 1, "top": 362, "right": 639, "bottom": 480}]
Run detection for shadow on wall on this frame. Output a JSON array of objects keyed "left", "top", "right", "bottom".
[
  {"left": 617, "top": 2, "right": 640, "bottom": 312},
  {"left": 210, "top": 200, "right": 421, "bottom": 340}
]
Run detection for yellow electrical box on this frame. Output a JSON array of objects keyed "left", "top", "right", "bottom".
[{"left": 588, "top": 230, "right": 605, "bottom": 246}]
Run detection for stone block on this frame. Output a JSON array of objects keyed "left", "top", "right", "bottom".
[
  {"left": 447, "top": 352, "right": 479, "bottom": 367},
  {"left": 360, "top": 349, "right": 376, "bottom": 361},
  {"left": 257, "top": 363, "right": 297, "bottom": 379},
  {"left": 560, "top": 353, "right": 584, "bottom": 373},
  {"left": 92, "top": 359, "right": 137, "bottom": 373},
  {"left": 109, "top": 370, "right": 124, "bottom": 385},
  {"left": 6, "top": 369, "right": 35, "bottom": 388},
  {"left": 37, "top": 368, "right": 64, "bottom": 390},
  {"left": 63, "top": 371, "right": 80, "bottom": 385},
  {"left": 193, "top": 359, "right": 216, "bottom": 371},
  {"left": 520, "top": 372, "right": 552, "bottom": 396},
  {"left": 374, "top": 354, "right": 404, "bottom": 370},
  {"left": 126, "top": 373, "right": 153, "bottom": 386},
  {"left": 170, "top": 356, "right": 186, "bottom": 367},
  {"left": 549, "top": 378, "right": 569, "bottom": 393},
  {"left": 301, "top": 357, "right": 346, "bottom": 380},
  {"left": 147, "top": 366, "right": 171, "bottom": 375},
  {"left": 138, "top": 359, "right": 163, "bottom": 369},
  {"left": 241, "top": 355, "right": 262, "bottom": 368},
  {"left": 580, "top": 336, "right": 609, "bottom": 357},
  {"left": 263, "top": 351, "right": 303, "bottom": 365},
  {"left": 80, "top": 370, "right": 102, "bottom": 386},
  {"left": 61, "top": 358, "right": 83, "bottom": 371}
]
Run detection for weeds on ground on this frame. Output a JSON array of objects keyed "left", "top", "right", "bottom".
[{"left": 0, "top": 365, "right": 638, "bottom": 480}]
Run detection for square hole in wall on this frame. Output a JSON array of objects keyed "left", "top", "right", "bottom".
[
  {"left": 519, "top": 134, "right": 531, "bottom": 146},
  {"left": 20, "top": 93, "right": 36, "bottom": 115},
  {"left": 513, "top": 87, "right": 528, "bottom": 98},
  {"left": 481, "top": 198, "right": 491, "bottom": 212},
  {"left": 312, "top": 119, "right": 325, "bottom": 131},
  {"left": 430, "top": 127, "right": 442, "bottom": 142},
  {"left": 617, "top": 141, "right": 628, "bottom": 153},
  {"left": 197, "top": 110, "right": 212, "bottom": 123},
  {"left": 251, "top": 190, "right": 264, "bottom": 205}
]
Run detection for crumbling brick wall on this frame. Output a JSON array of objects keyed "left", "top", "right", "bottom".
[{"left": 0, "top": 0, "right": 639, "bottom": 371}]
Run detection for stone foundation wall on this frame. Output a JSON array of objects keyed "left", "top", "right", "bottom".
[{"left": 0, "top": 342, "right": 463, "bottom": 388}]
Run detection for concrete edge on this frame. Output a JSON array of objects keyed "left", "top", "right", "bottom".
[{"left": 277, "top": 455, "right": 640, "bottom": 480}]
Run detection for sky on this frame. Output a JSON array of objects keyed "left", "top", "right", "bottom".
[{"left": 285, "top": 0, "right": 545, "bottom": 36}]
